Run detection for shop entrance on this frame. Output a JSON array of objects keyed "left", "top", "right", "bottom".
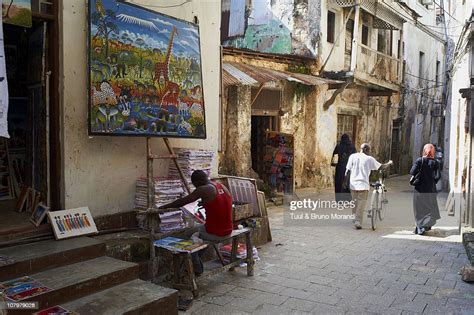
[
  {"left": 251, "top": 115, "right": 278, "bottom": 179},
  {"left": 249, "top": 88, "right": 280, "bottom": 179},
  {"left": 0, "top": 2, "right": 60, "bottom": 243}
]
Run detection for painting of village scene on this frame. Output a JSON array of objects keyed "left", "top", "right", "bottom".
[{"left": 88, "top": 0, "right": 206, "bottom": 138}]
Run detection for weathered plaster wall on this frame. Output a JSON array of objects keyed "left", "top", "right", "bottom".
[
  {"left": 397, "top": 3, "right": 446, "bottom": 174},
  {"left": 446, "top": 0, "right": 473, "bottom": 195},
  {"left": 61, "top": 0, "right": 221, "bottom": 216},
  {"left": 280, "top": 82, "right": 318, "bottom": 188},
  {"left": 222, "top": 0, "right": 320, "bottom": 57},
  {"left": 220, "top": 85, "right": 253, "bottom": 177}
]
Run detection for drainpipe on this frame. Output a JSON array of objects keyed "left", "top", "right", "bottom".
[{"left": 467, "top": 12, "right": 474, "bottom": 228}]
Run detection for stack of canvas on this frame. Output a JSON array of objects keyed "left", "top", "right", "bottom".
[
  {"left": 168, "top": 148, "right": 215, "bottom": 188},
  {"left": 159, "top": 210, "right": 186, "bottom": 232},
  {"left": 135, "top": 177, "right": 185, "bottom": 210}
]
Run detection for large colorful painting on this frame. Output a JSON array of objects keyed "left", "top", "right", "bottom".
[{"left": 88, "top": 0, "right": 206, "bottom": 138}]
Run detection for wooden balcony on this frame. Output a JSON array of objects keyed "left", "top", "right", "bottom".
[{"left": 354, "top": 42, "right": 402, "bottom": 92}]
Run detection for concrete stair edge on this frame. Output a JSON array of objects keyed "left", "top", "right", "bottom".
[
  {"left": 61, "top": 279, "right": 178, "bottom": 315},
  {"left": 23, "top": 256, "right": 139, "bottom": 309},
  {"left": 0, "top": 237, "right": 106, "bottom": 281}
]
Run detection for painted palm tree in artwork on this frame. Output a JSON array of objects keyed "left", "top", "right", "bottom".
[
  {"left": 91, "top": 8, "right": 118, "bottom": 58},
  {"left": 135, "top": 38, "right": 145, "bottom": 78}
]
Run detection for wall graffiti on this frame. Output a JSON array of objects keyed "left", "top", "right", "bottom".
[
  {"left": 88, "top": 0, "right": 206, "bottom": 138},
  {"left": 221, "top": 0, "right": 320, "bottom": 58}
]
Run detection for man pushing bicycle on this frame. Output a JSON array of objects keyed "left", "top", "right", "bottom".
[{"left": 344, "top": 143, "right": 392, "bottom": 229}]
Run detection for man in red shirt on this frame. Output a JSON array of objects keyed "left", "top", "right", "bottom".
[{"left": 159, "top": 170, "right": 233, "bottom": 274}]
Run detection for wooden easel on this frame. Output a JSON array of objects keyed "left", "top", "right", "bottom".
[
  {"left": 145, "top": 137, "right": 192, "bottom": 283},
  {"left": 146, "top": 137, "right": 191, "bottom": 209}
]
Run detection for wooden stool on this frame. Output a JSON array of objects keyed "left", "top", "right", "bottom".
[{"left": 170, "top": 227, "right": 254, "bottom": 298}]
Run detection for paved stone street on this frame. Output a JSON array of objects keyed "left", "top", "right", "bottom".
[{"left": 185, "top": 176, "right": 474, "bottom": 314}]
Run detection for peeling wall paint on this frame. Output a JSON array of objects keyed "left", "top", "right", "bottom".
[{"left": 221, "top": 0, "right": 320, "bottom": 57}]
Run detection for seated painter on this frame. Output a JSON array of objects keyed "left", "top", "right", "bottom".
[{"left": 159, "top": 170, "right": 233, "bottom": 275}]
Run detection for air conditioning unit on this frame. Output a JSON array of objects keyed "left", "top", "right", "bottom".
[{"left": 421, "top": 0, "right": 434, "bottom": 5}]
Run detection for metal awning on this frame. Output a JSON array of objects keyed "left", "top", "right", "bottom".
[
  {"left": 329, "top": 0, "right": 406, "bottom": 30},
  {"left": 222, "top": 62, "right": 342, "bottom": 87}
]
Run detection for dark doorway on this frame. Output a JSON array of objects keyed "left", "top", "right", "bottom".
[
  {"left": 391, "top": 119, "right": 402, "bottom": 175},
  {"left": 251, "top": 115, "right": 278, "bottom": 179},
  {"left": 337, "top": 114, "right": 357, "bottom": 144},
  {"left": 0, "top": 1, "right": 61, "bottom": 242}
]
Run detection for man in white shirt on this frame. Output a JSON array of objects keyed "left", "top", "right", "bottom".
[{"left": 345, "top": 143, "right": 392, "bottom": 229}]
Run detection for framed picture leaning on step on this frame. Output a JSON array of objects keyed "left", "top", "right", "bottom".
[
  {"left": 30, "top": 203, "right": 49, "bottom": 227},
  {"left": 47, "top": 207, "right": 98, "bottom": 240}
]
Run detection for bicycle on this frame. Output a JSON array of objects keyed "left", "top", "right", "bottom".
[{"left": 368, "top": 170, "right": 389, "bottom": 230}]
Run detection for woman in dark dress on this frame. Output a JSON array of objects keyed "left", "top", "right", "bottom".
[
  {"left": 410, "top": 143, "right": 441, "bottom": 235},
  {"left": 332, "top": 134, "right": 356, "bottom": 202}
]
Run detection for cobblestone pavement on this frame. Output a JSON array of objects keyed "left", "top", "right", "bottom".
[{"left": 185, "top": 176, "right": 474, "bottom": 314}]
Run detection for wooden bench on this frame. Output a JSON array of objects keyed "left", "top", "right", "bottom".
[{"left": 169, "top": 227, "right": 254, "bottom": 297}]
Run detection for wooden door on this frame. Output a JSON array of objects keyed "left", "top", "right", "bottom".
[
  {"left": 390, "top": 120, "right": 401, "bottom": 175},
  {"left": 337, "top": 114, "right": 357, "bottom": 144}
]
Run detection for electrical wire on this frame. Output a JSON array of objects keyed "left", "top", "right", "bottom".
[
  {"left": 394, "top": 2, "right": 447, "bottom": 42},
  {"left": 404, "top": 72, "right": 442, "bottom": 83},
  {"left": 415, "top": 23, "right": 463, "bottom": 29},
  {"left": 432, "top": 0, "right": 465, "bottom": 26}
]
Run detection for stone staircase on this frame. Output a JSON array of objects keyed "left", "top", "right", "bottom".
[{"left": 0, "top": 237, "right": 178, "bottom": 314}]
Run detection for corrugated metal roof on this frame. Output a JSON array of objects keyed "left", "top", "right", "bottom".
[{"left": 222, "top": 62, "right": 341, "bottom": 87}]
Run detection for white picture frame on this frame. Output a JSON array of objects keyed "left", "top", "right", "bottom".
[
  {"left": 30, "top": 203, "right": 49, "bottom": 227},
  {"left": 47, "top": 207, "right": 98, "bottom": 240}
]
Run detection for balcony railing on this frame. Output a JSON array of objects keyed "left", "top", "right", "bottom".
[{"left": 356, "top": 43, "right": 402, "bottom": 85}]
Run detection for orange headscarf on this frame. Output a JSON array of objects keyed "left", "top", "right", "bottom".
[{"left": 422, "top": 144, "right": 435, "bottom": 159}]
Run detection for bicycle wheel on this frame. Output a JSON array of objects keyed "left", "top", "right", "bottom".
[
  {"left": 378, "top": 190, "right": 387, "bottom": 221},
  {"left": 371, "top": 193, "right": 379, "bottom": 231}
]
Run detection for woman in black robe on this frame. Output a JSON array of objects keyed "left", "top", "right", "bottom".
[
  {"left": 332, "top": 134, "right": 356, "bottom": 202},
  {"left": 410, "top": 143, "right": 441, "bottom": 235}
]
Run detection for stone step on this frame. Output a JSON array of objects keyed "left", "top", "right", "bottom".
[
  {"left": 21, "top": 256, "right": 138, "bottom": 309},
  {"left": 0, "top": 237, "right": 105, "bottom": 281},
  {"left": 94, "top": 230, "right": 150, "bottom": 263},
  {"left": 61, "top": 279, "right": 178, "bottom": 315}
]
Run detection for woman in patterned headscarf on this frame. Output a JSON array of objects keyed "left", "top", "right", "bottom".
[{"left": 409, "top": 144, "right": 441, "bottom": 235}]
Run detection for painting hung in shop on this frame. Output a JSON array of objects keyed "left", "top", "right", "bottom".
[
  {"left": 221, "top": 0, "right": 318, "bottom": 57},
  {"left": 264, "top": 132, "right": 294, "bottom": 194},
  {"left": 88, "top": 0, "right": 206, "bottom": 138},
  {"left": 2, "top": 0, "right": 32, "bottom": 28}
]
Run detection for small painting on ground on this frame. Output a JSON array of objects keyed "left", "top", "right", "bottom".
[{"left": 88, "top": 0, "right": 206, "bottom": 138}]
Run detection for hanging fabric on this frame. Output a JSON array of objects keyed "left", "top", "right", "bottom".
[{"left": 0, "top": 13, "right": 10, "bottom": 138}]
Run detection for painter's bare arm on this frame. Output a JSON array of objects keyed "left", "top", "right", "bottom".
[{"left": 158, "top": 187, "right": 203, "bottom": 209}]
